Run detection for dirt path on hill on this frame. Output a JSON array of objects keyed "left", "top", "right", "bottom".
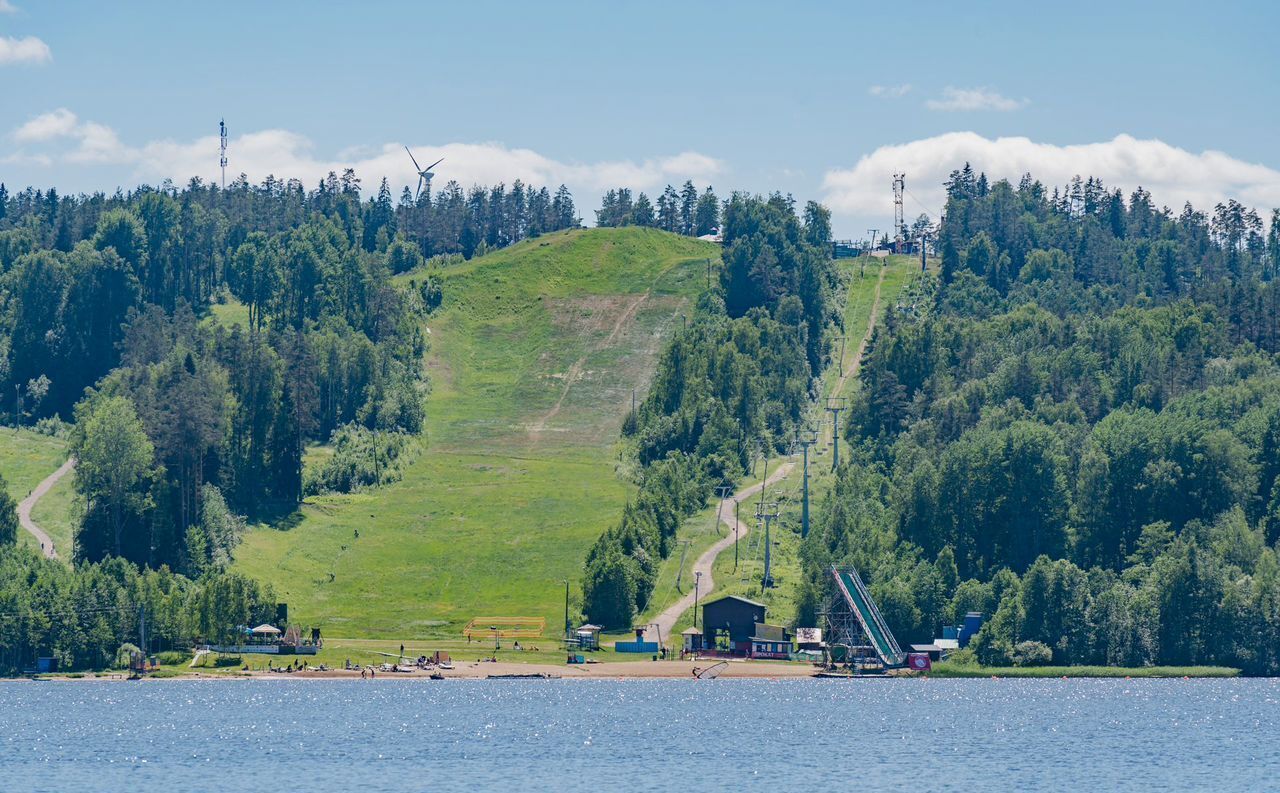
[
  {"left": 648, "top": 461, "right": 795, "bottom": 645},
  {"left": 823, "top": 265, "right": 887, "bottom": 446},
  {"left": 19, "top": 457, "right": 74, "bottom": 560},
  {"left": 529, "top": 291, "right": 649, "bottom": 434}
]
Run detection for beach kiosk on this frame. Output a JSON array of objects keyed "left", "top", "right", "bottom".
[
  {"left": 575, "top": 624, "right": 602, "bottom": 651},
  {"left": 681, "top": 627, "right": 703, "bottom": 654}
]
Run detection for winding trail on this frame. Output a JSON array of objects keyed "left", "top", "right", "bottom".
[
  {"left": 648, "top": 461, "right": 795, "bottom": 644},
  {"left": 645, "top": 262, "right": 895, "bottom": 643},
  {"left": 18, "top": 457, "right": 74, "bottom": 560}
]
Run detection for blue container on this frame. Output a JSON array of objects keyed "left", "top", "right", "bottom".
[
  {"left": 614, "top": 641, "right": 659, "bottom": 654},
  {"left": 959, "top": 612, "right": 984, "bottom": 647},
  {"left": 942, "top": 626, "right": 959, "bottom": 640}
]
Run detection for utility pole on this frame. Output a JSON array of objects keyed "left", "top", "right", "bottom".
[
  {"left": 138, "top": 604, "right": 147, "bottom": 658},
  {"left": 733, "top": 499, "right": 740, "bottom": 570},
  {"left": 694, "top": 571, "right": 702, "bottom": 628},
  {"left": 757, "top": 501, "right": 779, "bottom": 589},
  {"left": 798, "top": 430, "right": 817, "bottom": 538},
  {"left": 758, "top": 440, "right": 771, "bottom": 510},
  {"left": 714, "top": 485, "right": 733, "bottom": 535},
  {"left": 706, "top": 257, "right": 712, "bottom": 289},
  {"left": 826, "top": 397, "right": 847, "bottom": 471},
  {"left": 674, "top": 539, "right": 692, "bottom": 591},
  {"left": 864, "top": 228, "right": 879, "bottom": 278},
  {"left": 563, "top": 579, "right": 571, "bottom": 645}
]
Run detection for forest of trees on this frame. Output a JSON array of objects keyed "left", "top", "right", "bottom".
[
  {"left": 581, "top": 193, "right": 837, "bottom": 627},
  {"left": 0, "top": 536, "right": 277, "bottom": 675},
  {"left": 595, "top": 181, "right": 721, "bottom": 236},
  {"left": 798, "top": 167, "right": 1280, "bottom": 673},
  {"left": 0, "top": 172, "right": 577, "bottom": 577}
]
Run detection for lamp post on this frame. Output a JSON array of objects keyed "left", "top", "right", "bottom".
[
  {"left": 490, "top": 625, "right": 499, "bottom": 659},
  {"left": 694, "top": 571, "right": 702, "bottom": 629}
]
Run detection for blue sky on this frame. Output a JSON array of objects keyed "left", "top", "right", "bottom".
[{"left": 2, "top": 0, "right": 1278, "bottom": 235}]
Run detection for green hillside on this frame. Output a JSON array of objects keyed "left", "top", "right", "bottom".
[
  {"left": 638, "top": 256, "right": 926, "bottom": 632},
  {"left": 234, "top": 227, "right": 716, "bottom": 637}
]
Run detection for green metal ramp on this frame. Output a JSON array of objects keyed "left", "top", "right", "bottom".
[{"left": 831, "top": 565, "right": 906, "bottom": 668}]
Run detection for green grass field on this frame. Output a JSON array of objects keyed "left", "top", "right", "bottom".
[
  {"left": 29, "top": 465, "right": 75, "bottom": 558},
  {"left": 234, "top": 227, "right": 717, "bottom": 639},
  {"left": 0, "top": 429, "right": 71, "bottom": 556}
]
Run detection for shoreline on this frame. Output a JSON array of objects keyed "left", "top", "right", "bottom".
[{"left": 2, "top": 660, "right": 1246, "bottom": 682}]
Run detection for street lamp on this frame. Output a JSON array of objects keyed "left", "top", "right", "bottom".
[
  {"left": 490, "top": 625, "right": 499, "bottom": 659},
  {"left": 694, "top": 571, "right": 702, "bottom": 629}
]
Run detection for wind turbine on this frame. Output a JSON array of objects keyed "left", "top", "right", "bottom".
[{"left": 405, "top": 147, "right": 444, "bottom": 199}]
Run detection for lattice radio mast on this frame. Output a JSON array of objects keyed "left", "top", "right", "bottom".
[
  {"left": 892, "top": 173, "right": 906, "bottom": 251},
  {"left": 219, "top": 119, "right": 228, "bottom": 189}
]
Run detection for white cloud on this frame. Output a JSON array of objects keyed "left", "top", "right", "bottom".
[
  {"left": 6, "top": 111, "right": 725, "bottom": 199},
  {"left": 926, "top": 87, "right": 1026, "bottom": 112},
  {"left": 869, "top": 84, "right": 911, "bottom": 98},
  {"left": 821, "top": 132, "right": 1280, "bottom": 219},
  {"left": 0, "top": 1, "right": 18, "bottom": 14},
  {"left": 10, "top": 109, "right": 130, "bottom": 163},
  {"left": 13, "top": 108, "right": 78, "bottom": 142},
  {"left": 0, "top": 35, "right": 51, "bottom": 65}
]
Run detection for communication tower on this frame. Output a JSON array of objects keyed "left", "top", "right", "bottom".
[{"left": 219, "top": 119, "right": 228, "bottom": 189}]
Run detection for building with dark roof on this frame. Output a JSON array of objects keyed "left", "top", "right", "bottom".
[{"left": 701, "top": 595, "right": 767, "bottom": 656}]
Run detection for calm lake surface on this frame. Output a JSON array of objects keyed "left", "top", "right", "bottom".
[{"left": 1, "top": 678, "right": 1277, "bottom": 791}]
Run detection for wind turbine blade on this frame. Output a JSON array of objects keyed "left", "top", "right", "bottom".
[
  {"left": 405, "top": 146, "right": 422, "bottom": 171},
  {"left": 426, "top": 157, "right": 444, "bottom": 171},
  {"left": 415, "top": 176, "right": 423, "bottom": 200}
]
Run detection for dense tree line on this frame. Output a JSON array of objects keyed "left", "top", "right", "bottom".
[
  {"left": 0, "top": 543, "right": 277, "bottom": 674},
  {"left": 596, "top": 181, "right": 721, "bottom": 237},
  {"left": 798, "top": 166, "right": 1280, "bottom": 672},
  {"left": 582, "top": 193, "right": 838, "bottom": 627},
  {"left": 0, "top": 173, "right": 576, "bottom": 572}
]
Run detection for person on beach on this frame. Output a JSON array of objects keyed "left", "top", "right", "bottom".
[{"left": 691, "top": 667, "right": 699, "bottom": 678}]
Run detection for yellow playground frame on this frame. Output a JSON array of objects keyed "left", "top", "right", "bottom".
[{"left": 462, "top": 617, "right": 546, "bottom": 639}]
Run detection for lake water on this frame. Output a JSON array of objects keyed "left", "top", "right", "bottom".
[{"left": 1, "top": 678, "right": 1277, "bottom": 791}]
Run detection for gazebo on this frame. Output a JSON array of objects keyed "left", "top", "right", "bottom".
[{"left": 249, "top": 624, "right": 282, "bottom": 645}]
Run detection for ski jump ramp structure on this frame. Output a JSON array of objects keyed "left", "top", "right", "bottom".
[{"left": 824, "top": 565, "right": 906, "bottom": 669}]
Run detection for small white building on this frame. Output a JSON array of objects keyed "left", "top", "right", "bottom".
[{"left": 681, "top": 626, "right": 702, "bottom": 653}]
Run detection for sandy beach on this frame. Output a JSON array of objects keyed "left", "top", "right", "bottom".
[{"left": 11, "top": 659, "right": 833, "bottom": 681}]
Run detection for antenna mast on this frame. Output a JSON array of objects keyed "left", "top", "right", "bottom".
[
  {"left": 219, "top": 119, "right": 228, "bottom": 189},
  {"left": 892, "top": 173, "right": 905, "bottom": 252}
]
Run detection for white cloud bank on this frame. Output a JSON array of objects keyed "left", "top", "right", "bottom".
[
  {"left": 822, "top": 132, "right": 1280, "bottom": 220},
  {"left": 0, "top": 35, "right": 50, "bottom": 65},
  {"left": 5, "top": 110, "right": 724, "bottom": 198},
  {"left": 926, "top": 87, "right": 1026, "bottom": 112},
  {"left": 0, "top": 1, "right": 19, "bottom": 14}
]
